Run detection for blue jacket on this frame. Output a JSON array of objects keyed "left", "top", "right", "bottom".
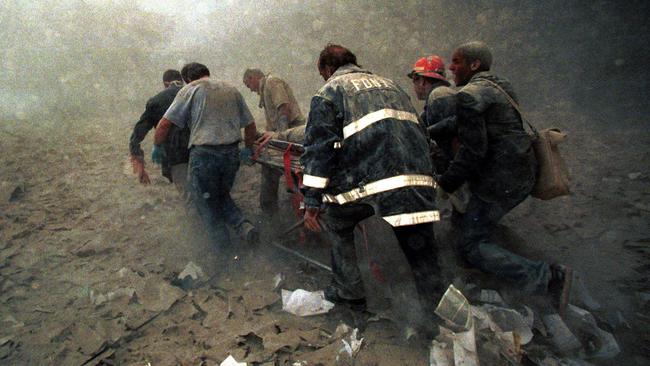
[{"left": 301, "top": 64, "right": 438, "bottom": 227}]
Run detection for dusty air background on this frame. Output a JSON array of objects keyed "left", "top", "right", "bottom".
[{"left": 1, "top": 0, "right": 649, "bottom": 365}]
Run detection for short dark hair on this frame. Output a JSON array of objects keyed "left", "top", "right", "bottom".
[
  {"left": 162, "top": 69, "right": 182, "bottom": 83},
  {"left": 317, "top": 44, "right": 359, "bottom": 72},
  {"left": 456, "top": 41, "right": 492, "bottom": 71},
  {"left": 180, "top": 62, "right": 210, "bottom": 83}
]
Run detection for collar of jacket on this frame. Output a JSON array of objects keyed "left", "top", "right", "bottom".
[
  {"left": 469, "top": 71, "right": 496, "bottom": 83},
  {"left": 329, "top": 64, "right": 372, "bottom": 79},
  {"left": 169, "top": 80, "right": 183, "bottom": 88}
]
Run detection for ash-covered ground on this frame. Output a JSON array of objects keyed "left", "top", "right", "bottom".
[{"left": 1, "top": 1, "right": 649, "bottom": 365}]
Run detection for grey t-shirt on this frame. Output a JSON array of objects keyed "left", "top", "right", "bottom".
[{"left": 164, "top": 78, "right": 254, "bottom": 148}]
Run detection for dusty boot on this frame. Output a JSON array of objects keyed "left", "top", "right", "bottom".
[
  {"left": 237, "top": 220, "right": 259, "bottom": 244},
  {"left": 548, "top": 264, "right": 573, "bottom": 318},
  {"left": 324, "top": 285, "right": 367, "bottom": 311}
]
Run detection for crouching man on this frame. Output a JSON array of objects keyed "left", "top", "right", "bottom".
[{"left": 438, "top": 41, "right": 571, "bottom": 310}]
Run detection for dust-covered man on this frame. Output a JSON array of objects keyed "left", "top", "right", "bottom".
[
  {"left": 438, "top": 41, "right": 571, "bottom": 310},
  {"left": 154, "top": 63, "right": 259, "bottom": 252},
  {"left": 300, "top": 44, "right": 443, "bottom": 330},
  {"left": 243, "top": 68, "right": 306, "bottom": 216}
]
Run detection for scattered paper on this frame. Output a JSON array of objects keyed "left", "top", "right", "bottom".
[{"left": 281, "top": 289, "right": 334, "bottom": 316}]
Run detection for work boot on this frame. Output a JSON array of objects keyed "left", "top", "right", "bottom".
[
  {"left": 237, "top": 220, "right": 259, "bottom": 244},
  {"left": 324, "top": 285, "right": 367, "bottom": 311},
  {"left": 548, "top": 264, "right": 573, "bottom": 318}
]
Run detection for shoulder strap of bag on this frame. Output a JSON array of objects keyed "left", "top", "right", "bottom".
[{"left": 481, "top": 78, "right": 539, "bottom": 137}]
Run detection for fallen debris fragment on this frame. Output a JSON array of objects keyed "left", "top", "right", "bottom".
[
  {"left": 564, "top": 304, "right": 620, "bottom": 359},
  {"left": 452, "top": 326, "right": 479, "bottom": 366},
  {"left": 481, "top": 304, "right": 534, "bottom": 345},
  {"left": 220, "top": 355, "right": 247, "bottom": 366},
  {"left": 542, "top": 314, "right": 582, "bottom": 355},
  {"left": 337, "top": 328, "right": 364, "bottom": 366},
  {"left": 281, "top": 289, "right": 334, "bottom": 316},
  {"left": 174, "top": 261, "right": 205, "bottom": 290},
  {"left": 478, "top": 289, "right": 506, "bottom": 305},
  {"left": 430, "top": 340, "right": 453, "bottom": 366},
  {"left": 435, "top": 285, "right": 473, "bottom": 330}
]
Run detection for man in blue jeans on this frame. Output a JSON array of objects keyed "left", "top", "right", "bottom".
[{"left": 154, "top": 62, "right": 259, "bottom": 251}]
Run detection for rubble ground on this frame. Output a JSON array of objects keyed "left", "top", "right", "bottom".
[{"left": 0, "top": 114, "right": 649, "bottom": 365}]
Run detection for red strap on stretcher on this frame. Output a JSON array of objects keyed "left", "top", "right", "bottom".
[
  {"left": 252, "top": 134, "right": 273, "bottom": 161},
  {"left": 283, "top": 144, "right": 306, "bottom": 243}
]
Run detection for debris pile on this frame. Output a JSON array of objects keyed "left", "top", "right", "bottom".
[{"left": 429, "top": 284, "right": 620, "bottom": 366}]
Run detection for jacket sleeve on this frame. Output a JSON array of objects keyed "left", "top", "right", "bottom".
[
  {"left": 129, "top": 99, "right": 157, "bottom": 157},
  {"left": 300, "top": 96, "right": 340, "bottom": 208},
  {"left": 438, "top": 90, "right": 487, "bottom": 192}
]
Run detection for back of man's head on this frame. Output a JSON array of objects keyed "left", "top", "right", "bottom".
[
  {"left": 162, "top": 69, "right": 182, "bottom": 83},
  {"left": 456, "top": 41, "right": 493, "bottom": 71},
  {"left": 243, "top": 68, "right": 264, "bottom": 82},
  {"left": 181, "top": 63, "right": 210, "bottom": 83},
  {"left": 317, "top": 44, "right": 359, "bottom": 72}
]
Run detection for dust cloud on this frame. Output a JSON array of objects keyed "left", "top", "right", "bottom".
[{"left": 1, "top": 1, "right": 649, "bottom": 365}]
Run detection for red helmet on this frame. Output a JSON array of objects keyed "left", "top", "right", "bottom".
[{"left": 408, "top": 55, "right": 450, "bottom": 85}]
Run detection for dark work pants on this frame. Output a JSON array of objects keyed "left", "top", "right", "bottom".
[
  {"left": 457, "top": 193, "right": 551, "bottom": 294},
  {"left": 260, "top": 165, "right": 282, "bottom": 215},
  {"left": 189, "top": 145, "right": 245, "bottom": 251},
  {"left": 322, "top": 203, "right": 442, "bottom": 315}
]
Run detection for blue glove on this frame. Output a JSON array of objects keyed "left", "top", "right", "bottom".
[
  {"left": 240, "top": 147, "right": 254, "bottom": 165},
  {"left": 151, "top": 144, "right": 166, "bottom": 165}
]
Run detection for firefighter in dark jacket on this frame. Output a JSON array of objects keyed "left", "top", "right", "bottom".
[
  {"left": 301, "top": 44, "right": 443, "bottom": 321},
  {"left": 439, "top": 41, "right": 571, "bottom": 309},
  {"left": 128, "top": 69, "right": 190, "bottom": 195}
]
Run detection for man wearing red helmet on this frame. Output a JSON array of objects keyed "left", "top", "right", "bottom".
[{"left": 408, "top": 55, "right": 457, "bottom": 175}]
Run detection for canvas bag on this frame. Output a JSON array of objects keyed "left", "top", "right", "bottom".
[{"left": 484, "top": 80, "right": 570, "bottom": 200}]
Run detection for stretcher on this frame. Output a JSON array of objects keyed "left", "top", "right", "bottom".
[{"left": 251, "top": 126, "right": 306, "bottom": 216}]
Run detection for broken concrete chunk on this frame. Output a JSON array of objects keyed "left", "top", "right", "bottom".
[{"left": 542, "top": 314, "right": 582, "bottom": 355}]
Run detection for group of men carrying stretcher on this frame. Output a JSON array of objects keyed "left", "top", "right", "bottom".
[{"left": 128, "top": 42, "right": 572, "bottom": 336}]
